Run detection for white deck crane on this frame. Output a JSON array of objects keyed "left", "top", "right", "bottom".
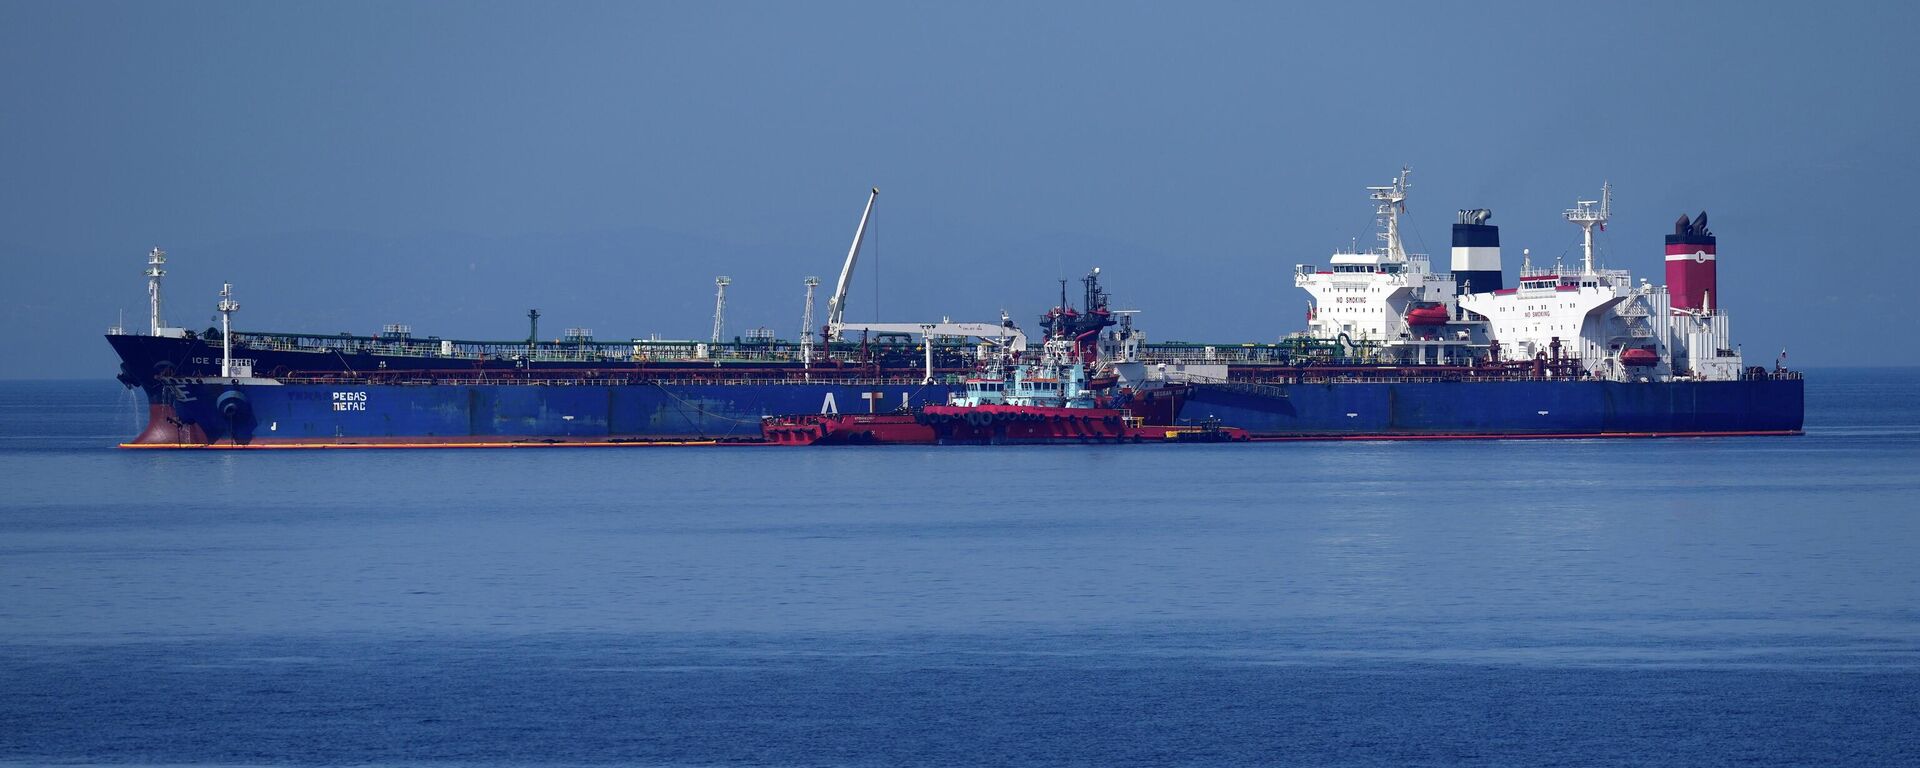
[
  {"left": 823, "top": 188, "right": 877, "bottom": 335},
  {"left": 820, "top": 188, "right": 1028, "bottom": 354}
]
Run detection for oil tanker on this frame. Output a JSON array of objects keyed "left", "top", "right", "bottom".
[{"left": 108, "top": 175, "right": 1803, "bottom": 448}]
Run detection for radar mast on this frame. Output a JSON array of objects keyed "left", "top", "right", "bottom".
[
  {"left": 1368, "top": 168, "right": 1411, "bottom": 262},
  {"left": 1564, "top": 181, "right": 1611, "bottom": 276}
]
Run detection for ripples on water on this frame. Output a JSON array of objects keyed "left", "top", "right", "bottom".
[{"left": 1, "top": 370, "right": 1916, "bottom": 766}]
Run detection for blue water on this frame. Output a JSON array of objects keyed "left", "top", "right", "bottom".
[{"left": 2, "top": 371, "right": 1916, "bottom": 766}]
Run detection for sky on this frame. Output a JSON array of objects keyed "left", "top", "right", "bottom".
[{"left": 3, "top": 1, "right": 1916, "bottom": 378}]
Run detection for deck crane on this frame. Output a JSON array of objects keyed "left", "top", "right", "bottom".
[{"left": 820, "top": 188, "right": 1029, "bottom": 355}]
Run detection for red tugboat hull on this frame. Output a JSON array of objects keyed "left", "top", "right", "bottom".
[
  {"left": 919, "top": 404, "right": 1132, "bottom": 444},
  {"left": 918, "top": 404, "right": 1249, "bottom": 445},
  {"left": 761, "top": 413, "right": 935, "bottom": 445}
]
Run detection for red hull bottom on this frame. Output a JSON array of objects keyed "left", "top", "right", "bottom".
[
  {"left": 1246, "top": 429, "right": 1803, "bottom": 442},
  {"left": 122, "top": 435, "right": 750, "bottom": 449},
  {"left": 117, "top": 427, "right": 1801, "bottom": 449},
  {"left": 130, "top": 403, "right": 210, "bottom": 445},
  {"left": 761, "top": 414, "right": 936, "bottom": 445},
  {"left": 919, "top": 404, "right": 1250, "bottom": 444},
  {"left": 921, "top": 404, "right": 1131, "bottom": 444}
]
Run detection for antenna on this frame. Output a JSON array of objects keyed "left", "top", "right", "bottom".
[
  {"left": 1367, "top": 167, "right": 1411, "bottom": 262},
  {"left": 1059, "top": 278, "right": 1069, "bottom": 340},
  {"left": 800, "top": 276, "right": 820, "bottom": 365},
  {"left": 1564, "top": 181, "right": 1611, "bottom": 276},
  {"left": 711, "top": 276, "right": 731, "bottom": 344},
  {"left": 146, "top": 247, "right": 167, "bottom": 335}
]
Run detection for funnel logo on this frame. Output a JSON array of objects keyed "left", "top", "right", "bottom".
[{"left": 1693, "top": 250, "right": 1709, "bottom": 263}]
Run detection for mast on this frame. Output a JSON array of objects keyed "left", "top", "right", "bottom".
[
  {"left": 710, "top": 276, "right": 731, "bottom": 344},
  {"left": 217, "top": 283, "right": 239, "bottom": 377},
  {"left": 1564, "top": 181, "right": 1611, "bottom": 276},
  {"left": 800, "top": 276, "right": 820, "bottom": 366},
  {"left": 919, "top": 323, "right": 936, "bottom": 385},
  {"left": 146, "top": 247, "right": 167, "bottom": 335},
  {"left": 527, "top": 309, "right": 540, "bottom": 347},
  {"left": 1059, "top": 279, "right": 1068, "bottom": 338},
  {"left": 1367, "top": 168, "right": 1411, "bottom": 262},
  {"left": 824, "top": 187, "right": 878, "bottom": 339}
]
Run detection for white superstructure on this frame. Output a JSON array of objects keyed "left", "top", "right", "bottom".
[
  {"left": 1293, "top": 168, "right": 1483, "bottom": 365},
  {"left": 1460, "top": 182, "right": 1645, "bottom": 378},
  {"left": 1457, "top": 182, "right": 1742, "bottom": 382},
  {"left": 1292, "top": 170, "right": 1748, "bottom": 382}
]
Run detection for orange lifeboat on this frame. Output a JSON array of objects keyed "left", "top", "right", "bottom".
[
  {"left": 1620, "top": 348, "right": 1660, "bottom": 366},
  {"left": 1405, "top": 305, "right": 1449, "bottom": 326}
]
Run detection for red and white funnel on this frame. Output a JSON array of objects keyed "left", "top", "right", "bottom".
[{"left": 1665, "top": 212, "right": 1716, "bottom": 313}]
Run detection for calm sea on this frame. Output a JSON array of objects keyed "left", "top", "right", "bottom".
[{"left": 2, "top": 370, "right": 1916, "bottom": 766}]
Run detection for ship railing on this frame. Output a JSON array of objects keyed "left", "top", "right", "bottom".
[
  {"left": 238, "top": 333, "right": 986, "bottom": 366},
  {"left": 1137, "top": 349, "right": 1295, "bottom": 364},
  {"left": 255, "top": 370, "right": 1729, "bottom": 386},
  {"left": 268, "top": 374, "right": 961, "bottom": 387},
  {"left": 1138, "top": 351, "right": 1394, "bottom": 366},
  {"left": 1240, "top": 374, "right": 1604, "bottom": 384},
  {"left": 1165, "top": 370, "right": 1230, "bottom": 384},
  {"left": 1263, "top": 375, "right": 1457, "bottom": 384}
]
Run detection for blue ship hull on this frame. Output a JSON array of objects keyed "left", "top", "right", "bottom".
[
  {"left": 1181, "top": 379, "right": 1805, "bottom": 437},
  {"left": 128, "top": 377, "right": 1803, "bottom": 447},
  {"left": 133, "top": 380, "right": 961, "bottom": 446}
]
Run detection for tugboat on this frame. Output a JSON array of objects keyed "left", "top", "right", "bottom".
[
  {"left": 764, "top": 312, "right": 1259, "bottom": 443},
  {"left": 918, "top": 336, "right": 1145, "bottom": 444},
  {"left": 761, "top": 331, "right": 1248, "bottom": 446},
  {"left": 760, "top": 271, "right": 1249, "bottom": 447},
  {"left": 748, "top": 341, "right": 1244, "bottom": 443},
  {"left": 758, "top": 334, "right": 1122, "bottom": 446},
  {"left": 917, "top": 277, "right": 1248, "bottom": 444}
]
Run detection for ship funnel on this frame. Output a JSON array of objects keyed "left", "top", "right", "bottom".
[
  {"left": 1665, "top": 210, "right": 1716, "bottom": 313},
  {"left": 1451, "top": 209, "right": 1502, "bottom": 294}
]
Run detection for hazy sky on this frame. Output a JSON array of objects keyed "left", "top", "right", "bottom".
[{"left": 3, "top": 1, "right": 1916, "bottom": 378}]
